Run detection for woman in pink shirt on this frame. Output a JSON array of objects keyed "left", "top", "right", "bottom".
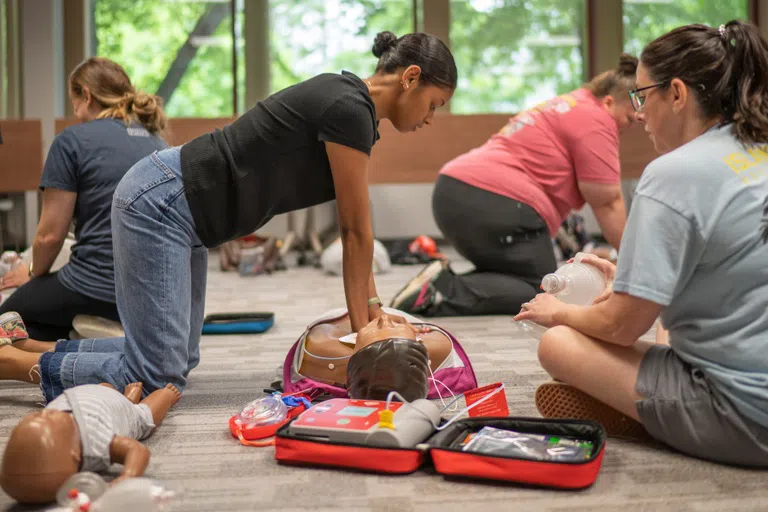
[{"left": 391, "top": 55, "right": 637, "bottom": 317}]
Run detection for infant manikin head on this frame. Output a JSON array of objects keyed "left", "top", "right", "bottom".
[
  {"left": 0, "top": 409, "right": 81, "bottom": 504},
  {"left": 346, "top": 314, "right": 430, "bottom": 402}
]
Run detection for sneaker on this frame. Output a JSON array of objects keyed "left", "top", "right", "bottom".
[
  {"left": 71, "top": 315, "right": 125, "bottom": 339},
  {"left": 0, "top": 311, "right": 28, "bottom": 342},
  {"left": 389, "top": 260, "right": 447, "bottom": 314},
  {"left": 535, "top": 381, "right": 653, "bottom": 441}
]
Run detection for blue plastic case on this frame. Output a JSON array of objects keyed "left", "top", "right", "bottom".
[{"left": 201, "top": 312, "right": 275, "bottom": 334}]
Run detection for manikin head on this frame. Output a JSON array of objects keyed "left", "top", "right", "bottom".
[
  {"left": 0, "top": 410, "right": 81, "bottom": 504},
  {"left": 346, "top": 314, "right": 430, "bottom": 402}
]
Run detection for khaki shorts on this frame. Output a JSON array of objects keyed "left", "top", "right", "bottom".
[{"left": 636, "top": 345, "right": 768, "bottom": 467}]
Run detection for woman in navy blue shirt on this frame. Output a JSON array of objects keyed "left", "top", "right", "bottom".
[{"left": 0, "top": 57, "right": 167, "bottom": 340}]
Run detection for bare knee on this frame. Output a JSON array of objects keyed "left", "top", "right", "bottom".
[{"left": 537, "top": 325, "right": 581, "bottom": 379}]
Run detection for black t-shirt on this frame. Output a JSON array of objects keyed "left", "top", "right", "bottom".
[{"left": 180, "top": 71, "right": 379, "bottom": 247}]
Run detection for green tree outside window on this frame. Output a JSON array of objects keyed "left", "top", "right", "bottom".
[
  {"left": 269, "top": 0, "right": 413, "bottom": 93},
  {"left": 93, "top": 0, "right": 239, "bottom": 117},
  {"left": 449, "top": 0, "right": 585, "bottom": 114},
  {"left": 624, "top": 0, "right": 749, "bottom": 57}
]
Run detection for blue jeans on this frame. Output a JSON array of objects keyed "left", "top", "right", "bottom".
[{"left": 39, "top": 147, "right": 208, "bottom": 402}]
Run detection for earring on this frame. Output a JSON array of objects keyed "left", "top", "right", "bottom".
[{"left": 404, "top": 81, "right": 410, "bottom": 89}]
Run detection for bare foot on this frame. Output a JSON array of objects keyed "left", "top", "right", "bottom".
[
  {"left": 0, "top": 345, "right": 44, "bottom": 383},
  {"left": 10, "top": 338, "right": 57, "bottom": 353},
  {"left": 163, "top": 383, "right": 182, "bottom": 404},
  {"left": 123, "top": 382, "right": 143, "bottom": 404},
  {"left": 140, "top": 383, "right": 182, "bottom": 425}
]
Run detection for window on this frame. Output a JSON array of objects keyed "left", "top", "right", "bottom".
[
  {"left": 623, "top": 0, "right": 750, "bottom": 57},
  {"left": 269, "top": 0, "right": 414, "bottom": 93},
  {"left": 92, "top": 0, "right": 242, "bottom": 117},
  {"left": 449, "top": 0, "right": 586, "bottom": 114},
  {"left": 0, "top": 0, "right": 7, "bottom": 117}
]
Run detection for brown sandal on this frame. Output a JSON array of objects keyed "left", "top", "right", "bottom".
[{"left": 535, "top": 381, "right": 653, "bottom": 441}]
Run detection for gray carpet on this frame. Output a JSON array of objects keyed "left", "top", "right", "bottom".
[{"left": 1, "top": 253, "right": 766, "bottom": 511}]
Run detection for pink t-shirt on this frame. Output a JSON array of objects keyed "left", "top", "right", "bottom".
[{"left": 440, "top": 89, "right": 620, "bottom": 235}]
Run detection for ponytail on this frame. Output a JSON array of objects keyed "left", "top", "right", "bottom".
[
  {"left": 641, "top": 20, "right": 768, "bottom": 145},
  {"left": 719, "top": 21, "right": 768, "bottom": 145},
  {"left": 70, "top": 57, "right": 167, "bottom": 134}
]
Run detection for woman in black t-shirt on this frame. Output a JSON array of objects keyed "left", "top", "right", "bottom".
[{"left": 0, "top": 31, "right": 457, "bottom": 402}]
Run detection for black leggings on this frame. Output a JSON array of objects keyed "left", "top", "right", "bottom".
[
  {"left": 0, "top": 272, "right": 120, "bottom": 341},
  {"left": 430, "top": 175, "right": 558, "bottom": 316}
]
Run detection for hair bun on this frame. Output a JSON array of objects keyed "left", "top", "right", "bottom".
[
  {"left": 617, "top": 52, "right": 639, "bottom": 76},
  {"left": 131, "top": 91, "right": 155, "bottom": 110},
  {"left": 372, "top": 31, "right": 397, "bottom": 58}
]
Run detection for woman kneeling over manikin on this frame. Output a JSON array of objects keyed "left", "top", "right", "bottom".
[{"left": 281, "top": 308, "right": 477, "bottom": 402}]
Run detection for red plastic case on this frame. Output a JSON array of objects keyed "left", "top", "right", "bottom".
[{"left": 275, "top": 416, "right": 606, "bottom": 488}]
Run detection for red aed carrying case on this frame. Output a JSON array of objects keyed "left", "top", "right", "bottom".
[{"left": 274, "top": 416, "right": 607, "bottom": 489}]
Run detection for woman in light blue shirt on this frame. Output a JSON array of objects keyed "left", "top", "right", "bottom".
[{"left": 515, "top": 20, "right": 768, "bottom": 467}]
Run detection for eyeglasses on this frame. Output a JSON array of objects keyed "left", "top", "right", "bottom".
[{"left": 628, "top": 82, "right": 669, "bottom": 112}]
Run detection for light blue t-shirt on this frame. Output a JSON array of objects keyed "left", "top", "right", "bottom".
[
  {"left": 614, "top": 124, "right": 768, "bottom": 428},
  {"left": 40, "top": 119, "right": 166, "bottom": 303},
  {"left": 47, "top": 384, "right": 155, "bottom": 472}
]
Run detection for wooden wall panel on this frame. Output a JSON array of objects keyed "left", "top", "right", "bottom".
[
  {"left": 55, "top": 117, "right": 235, "bottom": 147},
  {"left": 54, "top": 114, "right": 657, "bottom": 183},
  {"left": 54, "top": 117, "right": 79, "bottom": 134},
  {"left": 369, "top": 114, "right": 657, "bottom": 183},
  {"left": 0, "top": 119, "right": 43, "bottom": 191},
  {"left": 619, "top": 123, "right": 657, "bottom": 180},
  {"left": 163, "top": 117, "right": 234, "bottom": 146},
  {"left": 369, "top": 114, "right": 509, "bottom": 183}
]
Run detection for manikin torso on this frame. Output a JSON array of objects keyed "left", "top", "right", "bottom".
[{"left": 299, "top": 313, "right": 452, "bottom": 386}]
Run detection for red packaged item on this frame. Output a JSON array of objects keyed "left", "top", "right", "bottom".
[{"left": 464, "top": 382, "right": 510, "bottom": 418}]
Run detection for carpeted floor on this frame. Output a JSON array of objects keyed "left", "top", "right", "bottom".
[{"left": 0, "top": 252, "right": 766, "bottom": 511}]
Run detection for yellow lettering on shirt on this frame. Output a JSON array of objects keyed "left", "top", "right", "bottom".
[
  {"left": 747, "top": 146, "right": 768, "bottom": 163},
  {"left": 499, "top": 93, "right": 578, "bottom": 137},
  {"left": 724, "top": 153, "right": 753, "bottom": 173},
  {"left": 723, "top": 146, "right": 768, "bottom": 182}
]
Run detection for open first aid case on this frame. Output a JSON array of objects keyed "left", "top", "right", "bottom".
[{"left": 274, "top": 398, "right": 607, "bottom": 490}]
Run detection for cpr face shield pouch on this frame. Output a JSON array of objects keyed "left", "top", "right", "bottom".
[{"left": 346, "top": 338, "right": 429, "bottom": 403}]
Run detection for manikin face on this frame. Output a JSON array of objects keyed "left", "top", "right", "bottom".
[{"left": 356, "top": 314, "right": 418, "bottom": 352}]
